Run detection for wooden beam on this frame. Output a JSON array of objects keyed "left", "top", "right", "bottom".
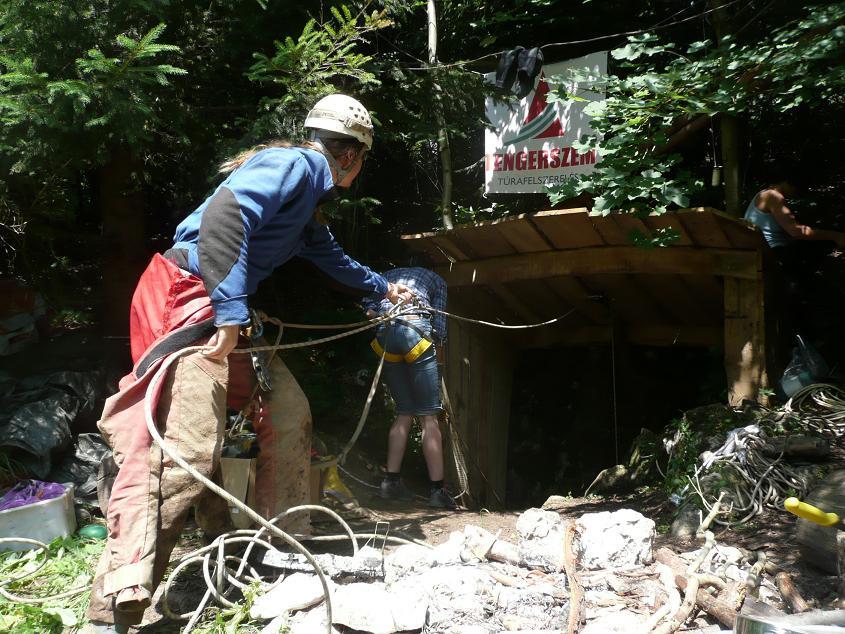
[{"left": 435, "top": 247, "right": 759, "bottom": 287}]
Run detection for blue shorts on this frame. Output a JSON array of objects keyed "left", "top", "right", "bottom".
[{"left": 376, "top": 319, "right": 442, "bottom": 416}]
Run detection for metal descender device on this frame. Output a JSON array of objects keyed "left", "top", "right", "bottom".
[{"left": 244, "top": 308, "right": 272, "bottom": 392}]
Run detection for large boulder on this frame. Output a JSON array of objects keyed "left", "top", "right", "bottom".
[{"left": 576, "top": 509, "right": 655, "bottom": 570}]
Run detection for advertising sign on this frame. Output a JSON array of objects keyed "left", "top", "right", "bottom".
[{"left": 484, "top": 51, "right": 607, "bottom": 194}]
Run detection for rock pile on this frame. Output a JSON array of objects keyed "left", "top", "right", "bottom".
[{"left": 253, "top": 507, "right": 666, "bottom": 634}]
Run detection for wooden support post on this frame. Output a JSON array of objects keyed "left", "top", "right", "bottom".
[
  {"left": 724, "top": 267, "right": 769, "bottom": 405},
  {"left": 444, "top": 314, "right": 513, "bottom": 509}
]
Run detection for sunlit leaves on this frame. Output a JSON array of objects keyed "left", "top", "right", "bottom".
[{"left": 547, "top": 2, "right": 845, "bottom": 217}]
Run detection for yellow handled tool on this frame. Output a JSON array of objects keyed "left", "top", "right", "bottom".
[{"left": 784, "top": 497, "right": 843, "bottom": 528}]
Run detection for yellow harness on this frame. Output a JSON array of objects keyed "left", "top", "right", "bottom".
[{"left": 370, "top": 336, "right": 432, "bottom": 363}]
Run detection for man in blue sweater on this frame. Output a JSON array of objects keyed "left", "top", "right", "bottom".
[{"left": 86, "top": 95, "right": 412, "bottom": 633}]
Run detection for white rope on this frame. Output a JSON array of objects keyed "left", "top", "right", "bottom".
[
  {"left": 0, "top": 538, "right": 91, "bottom": 604},
  {"left": 338, "top": 347, "right": 387, "bottom": 466}
]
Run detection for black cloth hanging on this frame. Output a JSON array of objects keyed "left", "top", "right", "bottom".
[{"left": 494, "top": 46, "right": 544, "bottom": 98}]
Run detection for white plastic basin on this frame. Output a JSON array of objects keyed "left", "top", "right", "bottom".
[{"left": 0, "top": 483, "right": 77, "bottom": 551}]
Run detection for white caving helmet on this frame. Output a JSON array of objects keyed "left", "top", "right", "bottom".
[{"left": 304, "top": 94, "right": 374, "bottom": 150}]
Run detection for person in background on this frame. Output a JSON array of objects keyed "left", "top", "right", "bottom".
[
  {"left": 85, "top": 94, "right": 414, "bottom": 634},
  {"left": 362, "top": 267, "right": 457, "bottom": 510},
  {"left": 744, "top": 173, "right": 845, "bottom": 341}
]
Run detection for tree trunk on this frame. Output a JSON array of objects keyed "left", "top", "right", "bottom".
[
  {"left": 94, "top": 146, "right": 148, "bottom": 373},
  {"left": 427, "top": 0, "right": 455, "bottom": 230},
  {"left": 720, "top": 114, "right": 743, "bottom": 216},
  {"left": 709, "top": 0, "right": 745, "bottom": 216}
]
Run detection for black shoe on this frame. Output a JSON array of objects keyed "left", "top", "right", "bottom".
[
  {"left": 379, "top": 478, "right": 414, "bottom": 501},
  {"left": 428, "top": 487, "right": 457, "bottom": 510}
]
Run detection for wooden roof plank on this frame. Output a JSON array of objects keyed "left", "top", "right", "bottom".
[
  {"left": 505, "top": 278, "right": 585, "bottom": 323},
  {"left": 458, "top": 224, "right": 518, "bottom": 258},
  {"left": 488, "top": 283, "right": 546, "bottom": 324},
  {"left": 532, "top": 210, "right": 606, "bottom": 249},
  {"left": 448, "top": 285, "right": 521, "bottom": 324},
  {"left": 543, "top": 276, "right": 613, "bottom": 325},
  {"left": 494, "top": 218, "right": 552, "bottom": 253},
  {"left": 612, "top": 214, "right": 652, "bottom": 243},
  {"left": 431, "top": 234, "right": 474, "bottom": 261},
  {"left": 581, "top": 274, "right": 666, "bottom": 325},
  {"left": 714, "top": 216, "right": 766, "bottom": 249},
  {"left": 676, "top": 210, "right": 732, "bottom": 248},
  {"left": 636, "top": 274, "right": 715, "bottom": 326},
  {"left": 642, "top": 214, "right": 695, "bottom": 246},
  {"left": 589, "top": 215, "right": 629, "bottom": 245}
]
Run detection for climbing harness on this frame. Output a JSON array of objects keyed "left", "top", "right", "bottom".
[{"left": 369, "top": 317, "right": 433, "bottom": 364}]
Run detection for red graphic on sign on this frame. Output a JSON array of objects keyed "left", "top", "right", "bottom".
[{"left": 524, "top": 74, "right": 564, "bottom": 139}]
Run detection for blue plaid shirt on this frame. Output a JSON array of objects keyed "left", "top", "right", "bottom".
[{"left": 362, "top": 267, "right": 448, "bottom": 344}]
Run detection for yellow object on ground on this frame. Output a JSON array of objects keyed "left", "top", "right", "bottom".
[
  {"left": 784, "top": 496, "right": 841, "bottom": 527},
  {"left": 322, "top": 459, "right": 355, "bottom": 505}
]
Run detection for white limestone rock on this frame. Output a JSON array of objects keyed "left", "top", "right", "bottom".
[
  {"left": 575, "top": 509, "right": 655, "bottom": 570},
  {"left": 384, "top": 543, "right": 434, "bottom": 583},
  {"left": 432, "top": 530, "right": 465, "bottom": 565},
  {"left": 582, "top": 609, "right": 648, "bottom": 634},
  {"left": 250, "top": 572, "right": 330, "bottom": 620},
  {"left": 516, "top": 508, "right": 565, "bottom": 571},
  {"left": 330, "top": 580, "right": 429, "bottom": 634}
]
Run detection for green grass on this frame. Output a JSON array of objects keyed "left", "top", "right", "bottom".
[{"left": 0, "top": 535, "right": 104, "bottom": 633}]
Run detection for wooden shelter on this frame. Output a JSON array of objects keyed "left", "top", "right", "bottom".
[{"left": 402, "top": 207, "right": 775, "bottom": 507}]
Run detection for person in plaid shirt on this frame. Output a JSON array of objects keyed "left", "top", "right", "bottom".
[{"left": 362, "top": 267, "right": 456, "bottom": 510}]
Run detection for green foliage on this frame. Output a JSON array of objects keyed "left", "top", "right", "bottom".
[
  {"left": 247, "top": 5, "right": 390, "bottom": 106},
  {"left": 452, "top": 202, "right": 512, "bottom": 225},
  {"left": 0, "top": 535, "right": 105, "bottom": 633},
  {"left": 191, "top": 579, "right": 265, "bottom": 634},
  {"left": 0, "top": 17, "right": 185, "bottom": 172},
  {"left": 660, "top": 406, "right": 750, "bottom": 498},
  {"left": 628, "top": 226, "right": 681, "bottom": 249},
  {"left": 547, "top": 2, "right": 845, "bottom": 215}
]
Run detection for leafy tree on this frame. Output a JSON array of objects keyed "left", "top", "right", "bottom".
[{"left": 547, "top": 2, "right": 845, "bottom": 218}]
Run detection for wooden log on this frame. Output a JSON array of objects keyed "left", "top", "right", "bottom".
[
  {"left": 763, "top": 436, "right": 830, "bottom": 459},
  {"left": 563, "top": 520, "right": 584, "bottom": 634},
  {"left": 654, "top": 547, "right": 739, "bottom": 629},
  {"left": 775, "top": 571, "right": 810, "bottom": 614}
]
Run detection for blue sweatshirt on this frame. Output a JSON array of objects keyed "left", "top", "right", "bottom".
[{"left": 171, "top": 147, "right": 388, "bottom": 326}]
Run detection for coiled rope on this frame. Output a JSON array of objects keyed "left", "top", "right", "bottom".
[{"left": 0, "top": 300, "right": 574, "bottom": 630}]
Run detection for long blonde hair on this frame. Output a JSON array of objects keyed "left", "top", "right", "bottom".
[{"left": 218, "top": 137, "right": 365, "bottom": 174}]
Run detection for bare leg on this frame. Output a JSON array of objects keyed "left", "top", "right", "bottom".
[
  {"left": 420, "top": 414, "right": 444, "bottom": 481},
  {"left": 386, "top": 414, "right": 414, "bottom": 473}
]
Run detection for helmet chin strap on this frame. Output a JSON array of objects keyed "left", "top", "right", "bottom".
[{"left": 310, "top": 135, "right": 352, "bottom": 184}]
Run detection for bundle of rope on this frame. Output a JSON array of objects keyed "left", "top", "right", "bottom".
[
  {"left": 681, "top": 384, "right": 845, "bottom": 527},
  {"left": 687, "top": 422, "right": 813, "bottom": 526},
  {"left": 784, "top": 384, "right": 845, "bottom": 437}
]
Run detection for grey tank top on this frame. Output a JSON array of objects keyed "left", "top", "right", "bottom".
[{"left": 744, "top": 192, "right": 792, "bottom": 248}]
